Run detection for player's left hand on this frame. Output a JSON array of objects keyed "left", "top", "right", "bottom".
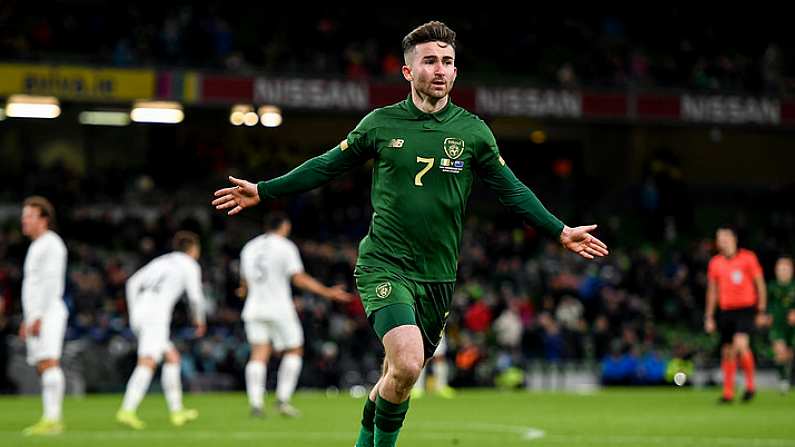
[
  {"left": 29, "top": 319, "right": 42, "bottom": 337},
  {"left": 755, "top": 312, "right": 769, "bottom": 328},
  {"left": 328, "top": 285, "right": 354, "bottom": 303},
  {"left": 787, "top": 309, "right": 795, "bottom": 326},
  {"left": 559, "top": 225, "right": 609, "bottom": 260},
  {"left": 194, "top": 322, "right": 207, "bottom": 338}
]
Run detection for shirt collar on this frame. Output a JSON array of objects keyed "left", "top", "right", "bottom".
[{"left": 404, "top": 94, "right": 454, "bottom": 122}]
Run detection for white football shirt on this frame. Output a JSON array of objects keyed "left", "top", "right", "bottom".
[
  {"left": 126, "top": 251, "right": 206, "bottom": 326},
  {"left": 240, "top": 233, "right": 304, "bottom": 321},
  {"left": 22, "top": 230, "right": 68, "bottom": 323}
]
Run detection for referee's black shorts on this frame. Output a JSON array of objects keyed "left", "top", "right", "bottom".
[{"left": 718, "top": 307, "right": 756, "bottom": 345}]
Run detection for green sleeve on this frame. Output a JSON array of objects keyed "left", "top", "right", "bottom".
[
  {"left": 257, "top": 113, "right": 376, "bottom": 199},
  {"left": 473, "top": 121, "right": 565, "bottom": 238}
]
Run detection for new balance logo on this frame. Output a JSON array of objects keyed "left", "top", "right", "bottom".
[{"left": 388, "top": 138, "right": 404, "bottom": 148}]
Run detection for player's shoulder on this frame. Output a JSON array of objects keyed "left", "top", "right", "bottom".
[
  {"left": 451, "top": 105, "right": 494, "bottom": 144},
  {"left": 356, "top": 105, "right": 395, "bottom": 127},
  {"left": 451, "top": 103, "right": 489, "bottom": 127},
  {"left": 242, "top": 234, "right": 267, "bottom": 251},
  {"left": 708, "top": 254, "right": 723, "bottom": 266},
  {"left": 452, "top": 103, "right": 484, "bottom": 123},
  {"left": 45, "top": 230, "right": 65, "bottom": 242},
  {"left": 165, "top": 250, "right": 193, "bottom": 266},
  {"left": 141, "top": 252, "right": 167, "bottom": 270},
  {"left": 39, "top": 231, "right": 67, "bottom": 251},
  {"left": 271, "top": 234, "right": 299, "bottom": 251},
  {"left": 738, "top": 249, "right": 760, "bottom": 261}
]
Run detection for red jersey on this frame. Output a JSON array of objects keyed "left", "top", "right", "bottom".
[{"left": 707, "top": 249, "right": 763, "bottom": 310}]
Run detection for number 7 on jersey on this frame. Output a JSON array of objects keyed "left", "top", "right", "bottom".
[{"left": 415, "top": 157, "right": 435, "bottom": 186}]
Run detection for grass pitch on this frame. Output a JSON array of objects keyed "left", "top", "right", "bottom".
[{"left": 1, "top": 388, "right": 794, "bottom": 446}]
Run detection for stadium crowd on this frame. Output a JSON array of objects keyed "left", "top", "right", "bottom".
[
  {"left": 1, "top": 158, "right": 791, "bottom": 393},
  {"left": 0, "top": 4, "right": 792, "bottom": 94}
]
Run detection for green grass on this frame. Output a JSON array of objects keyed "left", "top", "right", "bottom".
[{"left": 1, "top": 388, "right": 794, "bottom": 446}]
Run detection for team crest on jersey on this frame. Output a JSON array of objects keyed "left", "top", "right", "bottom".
[
  {"left": 376, "top": 282, "right": 392, "bottom": 299},
  {"left": 443, "top": 138, "right": 465, "bottom": 160}
]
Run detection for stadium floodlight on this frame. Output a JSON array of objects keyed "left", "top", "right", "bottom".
[
  {"left": 130, "top": 100, "right": 184, "bottom": 124},
  {"left": 258, "top": 105, "right": 282, "bottom": 128},
  {"left": 230, "top": 104, "right": 259, "bottom": 127},
  {"left": 78, "top": 110, "right": 131, "bottom": 126},
  {"left": 5, "top": 95, "right": 61, "bottom": 119},
  {"left": 244, "top": 111, "right": 259, "bottom": 126}
]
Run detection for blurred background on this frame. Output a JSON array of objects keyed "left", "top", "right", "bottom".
[{"left": 1, "top": 3, "right": 794, "bottom": 395}]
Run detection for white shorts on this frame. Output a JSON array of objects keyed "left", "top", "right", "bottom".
[
  {"left": 133, "top": 323, "right": 175, "bottom": 363},
  {"left": 244, "top": 317, "right": 304, "bottom": 351},
  {"left": 433, "top": 334, "right": 447, "bottom": 357},
  {"left": 26, "top": 313, "right": 67, "bottom": 366}
]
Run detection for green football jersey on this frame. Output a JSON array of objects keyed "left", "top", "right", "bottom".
[
  {"left": 258, "top": 95, "right": 564, "bottom": 281},
  {"left": 768, "top": 281, "right": 795, "bottom": 324}
]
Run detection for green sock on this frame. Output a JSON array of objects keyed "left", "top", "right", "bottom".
[
  {"left": 354, "top": 398, "right": 376, "bottom": 447},
  {"left": 374, "top": 395, "right": 410, "bottom": 447}
]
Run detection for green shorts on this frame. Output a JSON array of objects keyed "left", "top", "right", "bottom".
[
  {"left": 770, "top": 323, "right": 795, "bottom": 346},
  {"left": 355, "top": 265, "right": 454, "bottom": 359}
]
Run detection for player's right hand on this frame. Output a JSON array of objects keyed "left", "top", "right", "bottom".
[
  {"left": 704, "top": 316, "right": 716, "bottom": 334},
  {"left": 29, "top": 319, "right": 42, "bottom": 337},
  {"left": 194, "top": 322, "right": 207, "bottom": 338},
  {"left": 328, "top": 285, "right": 354, "bottom": 303},
  {"left": 212, "top": 176, "right": 261, "bottom": 215}
]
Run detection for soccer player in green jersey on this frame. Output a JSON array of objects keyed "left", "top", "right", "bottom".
[
  {"left": 213, "top": 20, "right": 608, "bottom": 447},
  {"left": 768, "top": 255, "right": 795, "bottom": 393}
]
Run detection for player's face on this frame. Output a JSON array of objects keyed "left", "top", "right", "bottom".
[
  {"left": 21, "top": 205, "right": 46, "bottom": 237},
  {"left": 403, "top": 41, "right": 457, "bottom": 99},
  {"left": 715, "top": 229, "right": 737, "bottom": 256},
  {"left": 775, "top": 258, "right": 793, "bottom": 283}
]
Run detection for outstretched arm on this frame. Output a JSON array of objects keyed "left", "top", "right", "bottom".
[
  {"left": 476, "top": 127, "right": 607, "bottom": 259},
  {"left": 291, "top": 272, "right": 353, "bottom": 303}
]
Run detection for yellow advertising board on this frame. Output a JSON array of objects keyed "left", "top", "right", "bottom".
[{"left": 0, "top": 63, "right": 155, "bottom": 101}]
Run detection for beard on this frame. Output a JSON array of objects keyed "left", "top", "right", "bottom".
[{"left": 416, "top": 79, "right": 453, "bottom": 99}]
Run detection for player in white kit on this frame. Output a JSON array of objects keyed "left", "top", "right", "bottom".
[
  {"left": 19, "top": 196, "right": 68, "bottom": 436},
  {"left": 116, "top": 231, "right": 207, "bottom": 429},
  {"left": 241, "top": 213, "right": 352, "bottom": 417},
  {"left": 411, "top": 334, "right": 455, "bottom": 399}
]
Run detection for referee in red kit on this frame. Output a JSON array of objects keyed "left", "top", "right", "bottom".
[{"left": 705, "top": 225, "right": 767, "bottom": 403}]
